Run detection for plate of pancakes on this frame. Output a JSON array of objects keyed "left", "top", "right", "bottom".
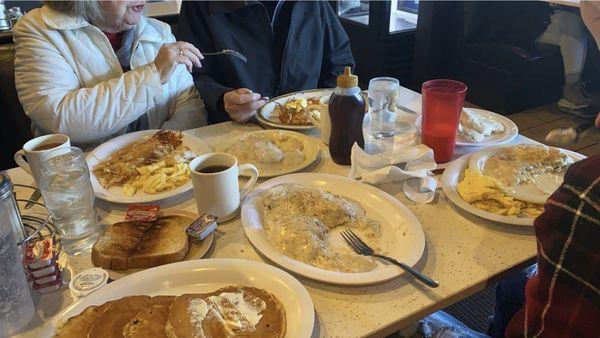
[{"left": 47, "top": 259, "right": 314, "bottom": 338}]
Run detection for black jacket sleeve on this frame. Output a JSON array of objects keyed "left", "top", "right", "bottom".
[
  {"left": 319, "top": 2, "right": 355, "bottom": 88},
  {"left": 176, "top": 1, "right": 232, "bottom": 122}
]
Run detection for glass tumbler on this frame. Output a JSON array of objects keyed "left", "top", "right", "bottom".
[
  {"left": 364, "top": 77, "right": 400, "bottom": 154},
  {"left": 39, "top": 147, "right": 99, "bottom": 255},
  {"left": 421, "top": 79, "right": 467, "bottom": 163},
  {"left": 0, "top": 174, "right": 35, "bottom": 336}
]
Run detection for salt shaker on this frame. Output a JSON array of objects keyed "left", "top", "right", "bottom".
[{"left": 0, "top": 174, "right": 35, "bottom": 336}]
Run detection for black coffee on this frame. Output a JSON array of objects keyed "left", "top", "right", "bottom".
[{"left": 198, "top": 165, "right": 229, "bottom": 173}]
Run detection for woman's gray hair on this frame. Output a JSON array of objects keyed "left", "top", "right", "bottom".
[{"left": 44, "top": 1, "right": 102, "bottom": 23}]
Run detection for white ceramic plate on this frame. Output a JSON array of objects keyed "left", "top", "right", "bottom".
[
  {"left": 416, "top": 108, "right": 518, "bottom": 147},
  {"left": 257, "top": 89, "right": 332, "bottom": 130},
  {"left": 86, "top": 130, "right": 212, "bottom": 204},
  {"left": 44, "top": 258, "right": 314, "bottom": 338},
  {"left": 241, "top": 173, "right": 425, "bottom": 285},
  {"left": 214, "top": 130, "right": 321, "bottom": 178},
  {"left": 441, "top": 146, "right": 586, "bottom": 226}
]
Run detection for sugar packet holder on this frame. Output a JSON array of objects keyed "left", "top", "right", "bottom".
[{"left": 187, "top": 214, "right": 218, "bottom": 241}]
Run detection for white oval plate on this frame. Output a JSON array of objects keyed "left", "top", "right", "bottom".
[
  {"left": 241, "top": 173, "right": 425, "bottom": 285},
  {"left": 86, "top": 130, "right": 212, "bottom": 204},
  {"left": 441, "top": 146, "right": 586, "bottom": 226},
  {"left": 214, "top": 130, "right": 320, "bottom": 178},
  {"left": 257, "top": 89, "right": 333, "bottom": 130},
  {"left": 468, "top": 145, "right": 585, "bottom": 204},
  {"left": 44, "top": 259, "right": 314, "bottom": 338},
  {"left": 416, "top": 108, "right": 518, "bottom": 147}
]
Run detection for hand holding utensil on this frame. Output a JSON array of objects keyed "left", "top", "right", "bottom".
[
  {"left": 341, "top": 229, "right": 439, "bottom": 288},
  {"left": 545, "top": 120, "right": 594, "bottom": 145}
]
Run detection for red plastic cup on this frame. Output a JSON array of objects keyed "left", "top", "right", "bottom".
[{"left": 421, "top": 79, "right": 467, "bottom": 163}]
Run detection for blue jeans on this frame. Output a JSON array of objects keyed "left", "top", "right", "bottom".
[
  {"left": 488, "top": 265, "right": 537, "bottom": 338},
  {"left": 416, "top": 265, "right": 536, "bottom": 338}
]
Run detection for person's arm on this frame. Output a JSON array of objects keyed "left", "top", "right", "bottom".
[
  {"left": 318, "top": 2, "right": 356, "bottom": 88},
  {"left": 160, "top": 28, "right": 207, "bottom": 130},
  {"left": 176, "top": 1, "right": 231, "bottom": 120},
  {"left": 13, "top": 18, "right": 163, "bottom": 144}
]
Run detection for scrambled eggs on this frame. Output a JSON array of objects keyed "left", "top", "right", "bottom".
[
  {"left": 284, "top": 98, "right": 308, "bottom": 113},
  {"left": 123, "top": 160, "right": 190, "bottom": 196},
  {"left": 457, "top": 169, "right": 543, "bottom": 218}
]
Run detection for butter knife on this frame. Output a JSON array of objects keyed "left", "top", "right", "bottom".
[{"left": 24, "top": 189, "right": 41, "bottom": 209}]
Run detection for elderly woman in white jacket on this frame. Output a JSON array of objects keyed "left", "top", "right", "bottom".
[{"left": 14, "top": 0, "right": 206, "bottom": 147}]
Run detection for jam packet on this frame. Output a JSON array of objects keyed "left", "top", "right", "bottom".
[
  {"left": 186, "top": 214, "right": 218, "bottom": 241},
  {"left": 125, "top": 204, "right": 160, "bottom": 222},
  {"left": 23, "top": 237, "right": 54, "bottom": 269}
]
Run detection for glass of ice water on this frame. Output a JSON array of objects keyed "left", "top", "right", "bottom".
[
  {"left": 364, "top": 77, "right": 400, "bottom": 154},
  {"left": 39, "top": 147, "right": 98, "bottom": 255}
]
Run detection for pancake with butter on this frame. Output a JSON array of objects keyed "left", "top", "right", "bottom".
[{"left": 165, "top": 286, "right": 285, "bottom": 338}]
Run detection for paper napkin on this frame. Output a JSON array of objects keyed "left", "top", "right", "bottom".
[{"left": 349, "top": 143, "right": 438, "bottom": 203}]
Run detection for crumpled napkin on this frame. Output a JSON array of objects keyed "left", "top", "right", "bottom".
[{"left": 349, "top": 143, "right": 438, "bottom": 203}]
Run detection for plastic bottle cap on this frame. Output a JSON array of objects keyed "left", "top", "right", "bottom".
[
  {"left": 336, "top": 66, "right": 358, "bottom": 88},
  {"left": 69, "top": 267, "right": 109, "bottom": 298}
]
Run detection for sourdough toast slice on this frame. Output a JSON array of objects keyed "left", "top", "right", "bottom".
[
  {"left": 165, "top": 286, "right": 286, "bottom": 338},
  {"left": 91, "top": 215, "right": 191, "bottom": 270},
  {"left": 122, "top": 296, "right": 175, "bottom": 338}
]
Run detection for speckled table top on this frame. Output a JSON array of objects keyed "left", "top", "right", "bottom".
[{"left": 9, "top": 87, "right": 538, "bottom": 338}]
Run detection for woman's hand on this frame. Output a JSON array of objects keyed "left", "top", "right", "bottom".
[
  {"left": 223, "top": 88, "right": 268, "bottom": 123},
  {"left": 154, "top": 41, "right": 203, "bottom": 84}
]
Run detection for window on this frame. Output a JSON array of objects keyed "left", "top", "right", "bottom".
[
  {"left": 338, "top": 0, "right": 370, "bottom": 26},
  {"left": 390, "top": 0, "right": 419, "bottom": 34}
]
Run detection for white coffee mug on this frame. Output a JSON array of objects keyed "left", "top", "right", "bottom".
[
  {"left": 189, "top": 153, "right": 259, "bottom": 223},
  {"left": 308, "top": 94, "right": 332, "bottom": 145},
  {"left": 14, "top": 134, "right": 71, "bottom": 184}
]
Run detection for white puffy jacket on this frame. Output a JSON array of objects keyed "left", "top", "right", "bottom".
[{"left": 13, "top": 6, "right": 206, "bottom": 146}]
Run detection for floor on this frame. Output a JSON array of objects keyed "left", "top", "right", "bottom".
[{"left": 508, "top": 103, "right": 600, "bottom": 156}]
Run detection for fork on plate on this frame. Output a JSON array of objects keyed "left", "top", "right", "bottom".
[{"left": 341, "top": 229, "right": 439, "bottom": 288}]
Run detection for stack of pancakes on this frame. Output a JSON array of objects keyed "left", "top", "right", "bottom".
[{"left": 55, "top": 286, "right": 285, "bottom": 338}]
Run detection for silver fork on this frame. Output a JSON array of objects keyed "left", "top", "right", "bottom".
[
  {"left": 202, "top": 49, "right": 247, "bottom": 63},
  {"left": 341, "top": 229, "right": 439, "bottom": 288}
]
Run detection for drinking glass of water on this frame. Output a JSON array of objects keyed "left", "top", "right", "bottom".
[
  {"left": 364, "top": 77, "right": 400, "bottom": 154},
  {"left": 39, "top": 147, "right": 98, "bottom": 255}
]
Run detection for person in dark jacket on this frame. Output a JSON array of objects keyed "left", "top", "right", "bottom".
[{"left": 176, "top": 1, "right": 355, "bottom": 124}]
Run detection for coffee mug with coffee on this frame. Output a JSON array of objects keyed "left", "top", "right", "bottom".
[
  {"left": 189, "top": 153, "right": 259, "bottom": 222},
  {"left": 14, "top": 134, "right": 71, "bottom": 184}
]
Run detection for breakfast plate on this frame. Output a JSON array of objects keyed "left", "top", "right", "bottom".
[
  {"left": 86, "top": 130, "right": 212, "bottom": 204},
  {"left": 416, "top": 108, "right": 518, "bottom": 147},
  {"left": 43, "top": 259, "right": 314, "bottom": 338},
  {"left": 214, "top": 130, "right": 321, "bottom": 178},
  {"left": 441, "top": 145, "right": 586, "bottom": 226},
  {"left": 257, "top": 88, "right": 332, "bottom": 130},
  {"left": 241, "top": 173, "right": 425, "bottom": 285}
]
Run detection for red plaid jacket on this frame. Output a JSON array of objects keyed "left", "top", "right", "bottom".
[{"left": 506, "top": 154, "right": 600, "bottom": 337}]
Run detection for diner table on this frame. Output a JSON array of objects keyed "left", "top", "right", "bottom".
[{"left": 9, "top": 86, "right": 539, "bottom": 338}]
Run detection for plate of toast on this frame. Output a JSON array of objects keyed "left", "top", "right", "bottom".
[
  {"left": 47, "top": 259, "right": 314, "bottom": 338},
  {"left": 91, "top": 212, "right": 214, "bottom": 279}
]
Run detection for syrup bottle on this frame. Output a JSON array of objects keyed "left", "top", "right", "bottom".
[{"left": 328, "top": 67, "right": 365, "bottom": 165}]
